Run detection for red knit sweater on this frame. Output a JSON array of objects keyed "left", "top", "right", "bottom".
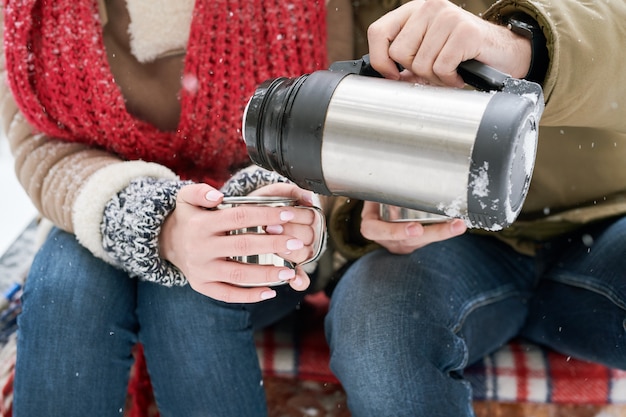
[{"left": 3, "top": 0, "right": 327, "bottom": 186}]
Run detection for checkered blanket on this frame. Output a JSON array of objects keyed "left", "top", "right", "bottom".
[
  {"left": 1, "top": 223, "right": 626, "bottom": 416},
  {"left": 257, "top": 292, "right": 626, "bottom": 405}
]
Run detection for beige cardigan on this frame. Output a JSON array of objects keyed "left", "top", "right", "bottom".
[
  {"left": 327, "top": 0, "right": 626, "bottom": 257},
  {"left": 0, "top": 0, "right": 354, "bottom": 265}
]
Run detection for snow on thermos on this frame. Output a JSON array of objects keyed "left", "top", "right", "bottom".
[{"left": 242, "top": 55, "right": 545, "bottom": 230}]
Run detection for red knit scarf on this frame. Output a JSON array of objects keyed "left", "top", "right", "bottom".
[{"left": 3, "top": 0, "right": 327, "bottom": 186}]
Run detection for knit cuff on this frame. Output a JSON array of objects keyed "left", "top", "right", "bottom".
[
  {"left": 220, "top": 165, "right": 292, "bottom": 197},
  {"left": 101, "top": 177, "right": 191, "bottom": 286}
]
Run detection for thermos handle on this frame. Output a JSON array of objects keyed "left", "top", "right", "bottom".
[
  {"left": 456, "top": 60, "right": 509, "bottom": 91},
  {"left": 329, "top": 54, "right": 510, "bottom": 92}
]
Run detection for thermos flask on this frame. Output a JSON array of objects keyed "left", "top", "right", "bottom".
[{"left": 242, "top": 55, "right": 545, "bottom": 230}]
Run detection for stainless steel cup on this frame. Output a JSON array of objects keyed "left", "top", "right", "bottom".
[
  {"left": 217, "top": 196, "right": 325, "bottom": 287},
  {"left": 379, "top": 204, "right": 450, "bottom": 224}
]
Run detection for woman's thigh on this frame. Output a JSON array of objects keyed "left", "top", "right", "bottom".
[
  {"left": 522, "top": 216, "right": 626, "bottom": 368},
  {"left": 15, "top": 228, "right": 138, "bottom": 416},
  {"left": 137, "top": 272, "right": 308, "bottom": 416},
  {"left": 16, "top": 227, "right": 308, "bottom": 416}
]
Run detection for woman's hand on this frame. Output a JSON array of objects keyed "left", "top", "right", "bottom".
[
  {"left": 160, "top": 183, "right": 321, "bottom": 303},
  {"left": 360, "top": 201, "right": 466, "bottom": 254},
  {"left": 367, "top": 0, "right": 531, "bottom": 87},
  {"left": 249, "top": 181, "right": 324, "bottom": 268}
]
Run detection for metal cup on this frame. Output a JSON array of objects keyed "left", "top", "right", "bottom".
[
  {"left": 379, "top": 204, "right": 450, "bottom": 224},
  {"left": 217, "top": 196, "right": 325, "bottom": 287}
]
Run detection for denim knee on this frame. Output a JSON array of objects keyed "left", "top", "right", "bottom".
[
  {"left": 15, "top": 228, "right": 138, "bottom": 416},
  {"left": 325, "top": 235, "right": 535, "bottom": 417},
  {"left": 19, "top": 228, "right": 138, "bottom": 333},
  {"left": 522, "top": 216, "right": 626, "bottom": 368},
  {"left": 325, "top": 251, "right": 475, "bottom": 417}
]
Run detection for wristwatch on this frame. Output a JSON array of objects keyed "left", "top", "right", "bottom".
[{"left": 506, "top": 13, "right": 549, "bottom": 84}]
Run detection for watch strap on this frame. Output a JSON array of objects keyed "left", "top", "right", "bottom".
[{"left": 506, "top": 13, "right": 549, "bottom": 84}]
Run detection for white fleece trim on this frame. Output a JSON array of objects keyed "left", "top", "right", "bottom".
[
  {"left": 125, "top": 0, "right": 194, "bottom": 63},
  {"left": 72, "top": 161, "right": 178, "bottom": 263}
]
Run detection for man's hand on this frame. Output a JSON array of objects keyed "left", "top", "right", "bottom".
[
  {"left": 367, "top": 0, "right": 531, "bottom": 86},
  {"left": 360, "top": 201, "right": 467, "bottom": 254}
]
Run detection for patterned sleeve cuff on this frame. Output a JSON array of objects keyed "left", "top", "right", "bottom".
[
  {"left": 101, "top": 177, "right": 191, "bottom": 286},
  {"left": 220, "top": 165, "right": 292, "bottom": 197}
]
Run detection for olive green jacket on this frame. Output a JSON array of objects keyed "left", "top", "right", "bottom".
[{"left": 329, "top": 0, "right": 626, "bottom": 259}]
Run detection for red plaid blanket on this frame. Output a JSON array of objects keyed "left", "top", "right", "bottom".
[
  {"left": 255, "top": 292, "right": 626, "bottom": 405},
  {"left": 2, "top": 291, "right": 626, "bottom": 417}
]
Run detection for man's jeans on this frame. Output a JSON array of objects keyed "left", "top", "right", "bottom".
[
  {"left": 14, "top": 227, "right": 305, "bottom": 416},
  {"left": 326, "top": 216, "right": 626, "bottom": 417}
]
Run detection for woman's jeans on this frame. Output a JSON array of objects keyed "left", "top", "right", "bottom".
[
  {"left": 14, "top": 227, "right": 306, "bottom": 417},
  {"left": 326, "top": 216, "right": 626, "bottom": 417}
]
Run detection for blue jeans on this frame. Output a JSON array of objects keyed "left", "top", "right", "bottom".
[
  {"left": 14, "top": 228, "right": 307, "bottom": 417},
  {"left": 325, "top": 216, "right": 626, "bottom": 417}
]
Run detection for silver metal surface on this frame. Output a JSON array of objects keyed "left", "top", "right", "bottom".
[
  {"left": 379, "top": 204, "right": 450, "bottom": 223},
  {"left": 218, "top": 196, "right": 325, "bottom": 287},
  {"left": 321, "top": 75, "right": 493, "bottom": 216},
  {"left": 218, "top": 196, "right": 298, "bottom": 208}
]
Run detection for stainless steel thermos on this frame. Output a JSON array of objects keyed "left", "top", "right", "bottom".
[{"left": 242, "top": 55, "right": 545, "bottom": 230}]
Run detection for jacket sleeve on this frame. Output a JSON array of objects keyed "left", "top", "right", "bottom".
[
  {"left": 0, "top": 9, "right": 178, "bottom": 261},
  {"left": 483, "top": 0, "right": 626, "bottom": 133}
]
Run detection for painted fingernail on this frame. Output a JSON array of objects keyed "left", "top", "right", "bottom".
[
  {"left": 265, "top": 225, "right": 283, "bottom": 234},
  {"left": 278, "top": 269, "right": 296, "bottom": 280},
  {"left": 261, "top": 290, "right": 277, "bottom": 300},
  {"left": 280, "top": 211, "right": 295, "bottom": 221},
  {"left": 205, "top": 190, "right": 223, "bottom": 201},
  {"left": 293, "top": 276, "right": 303, "bottom": 287},
  {"left": 286, "top": 239, "right": 303, "bottom": 250},
  {"left": 302, "top": 193, "right": 314, "bottom": 205}
]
